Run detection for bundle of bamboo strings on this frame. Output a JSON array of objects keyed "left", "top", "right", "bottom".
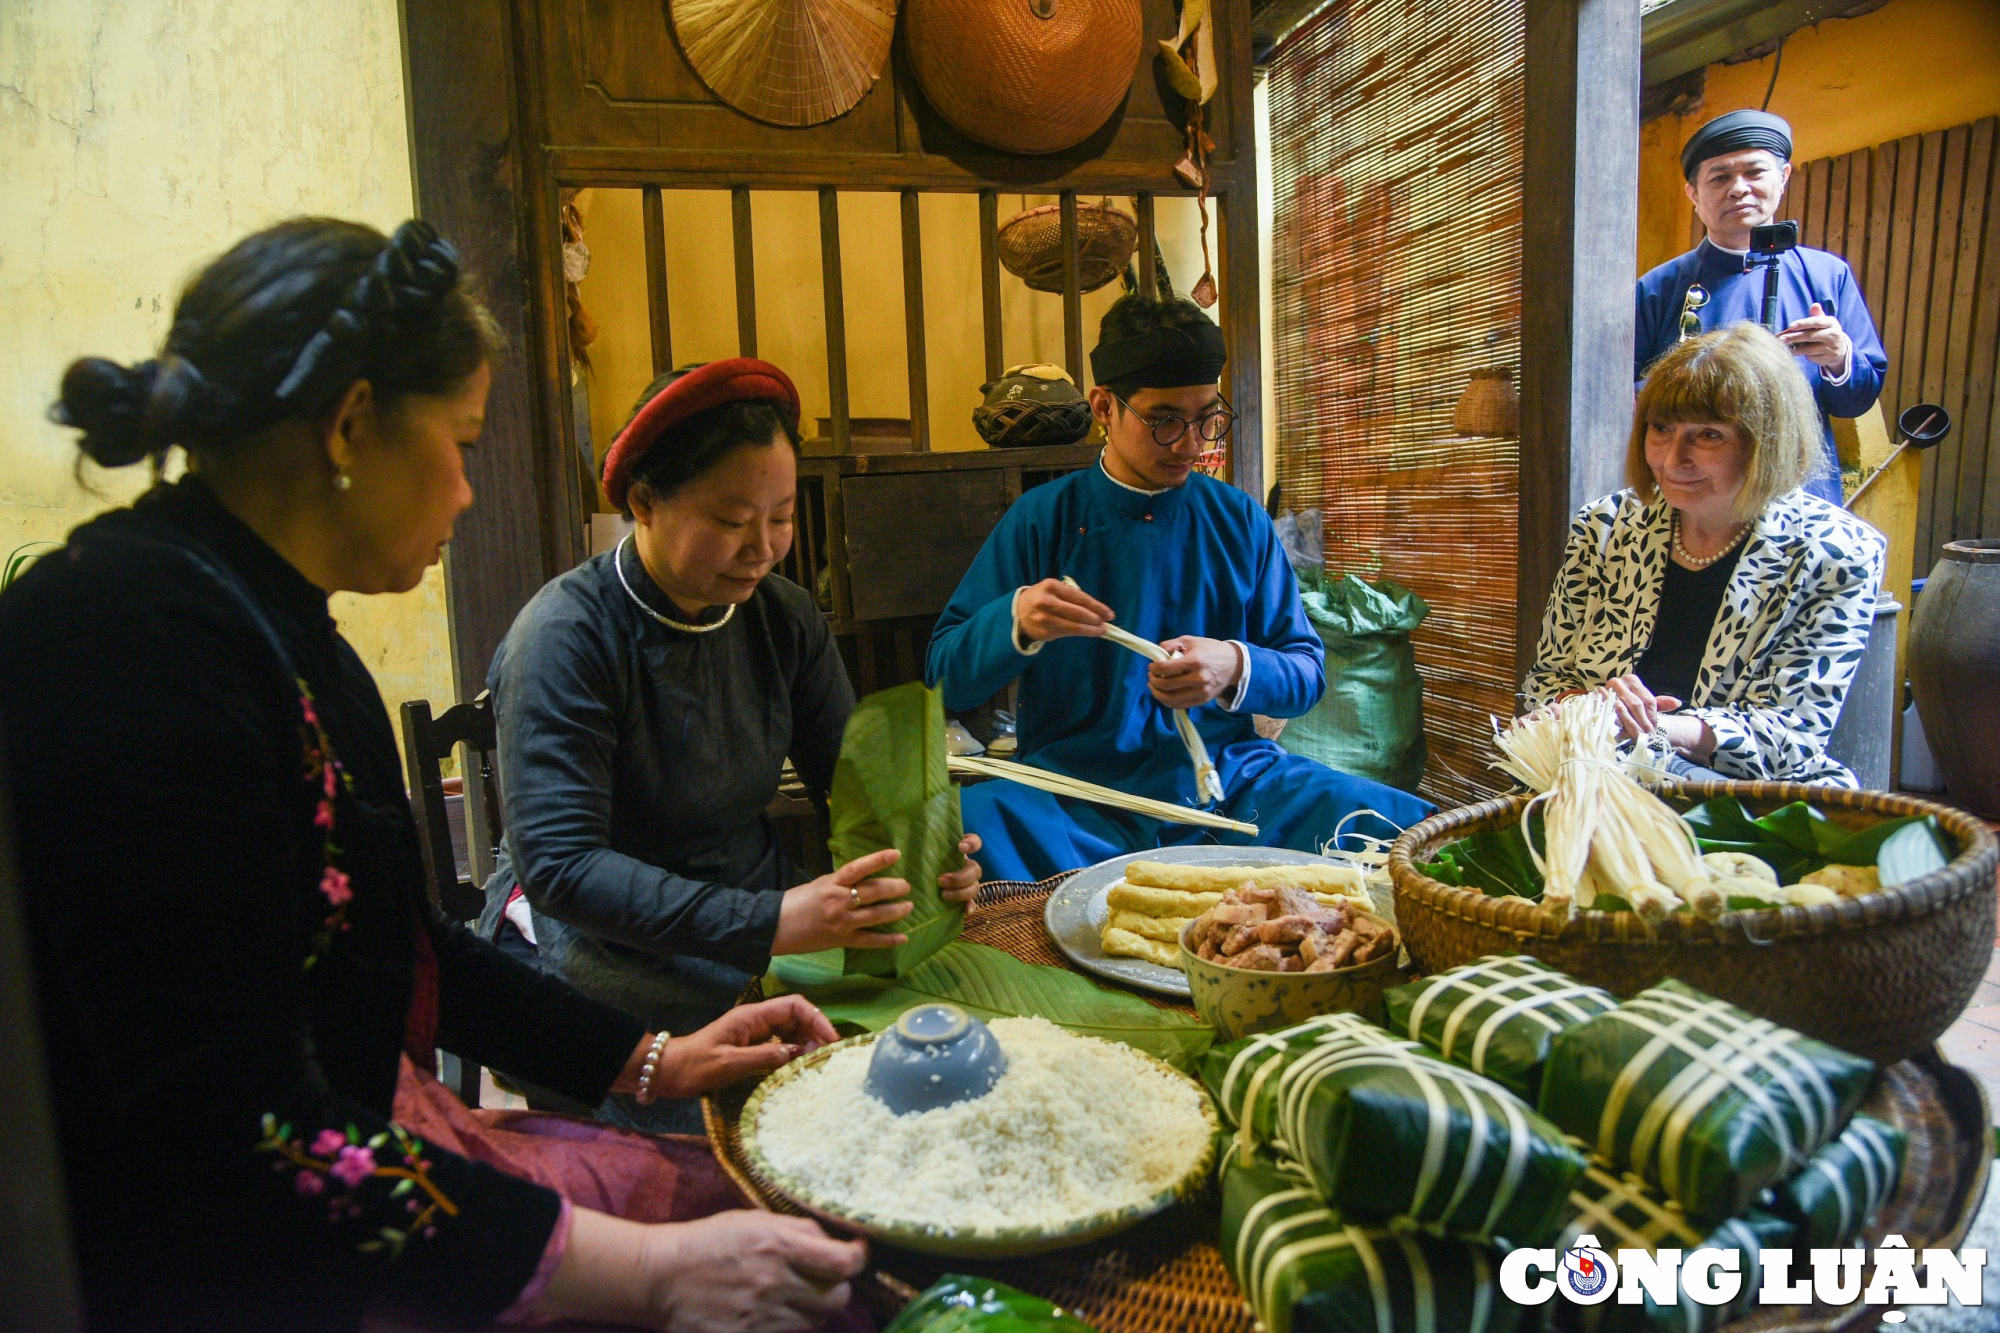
[
  {"left": 945, "top": 755, "right": 1257, "bottom": 836},
  {"left": 1492, "top": 693, "right": 1718, "bottom": 922}
]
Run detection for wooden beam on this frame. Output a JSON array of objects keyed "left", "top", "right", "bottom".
[
  {"left": 732, "top": 186, "right": 757, "bottom": 358},
  {"left": 820, "top": 188, "right": 851, "bottom": 453},
  {"left": 1137, "top": 192, "right": 1159, "bottom": 299},
  {"left": 642, "top": 185, "right": 673, "bottom": 374},
  {"left": 900, "top": 191, "right": 931, "bottom": 451},
  {"left": 1219, "top": 190, "right": 1265, "bottom": 505},
  {"left": 402, "top": 0, "right": 567, "bottom": 692},
  {"left": 1060, "top": 191, "right": 1084, "bottom": 385},
  {"left": 1518, "top": 0, "right": 1639, "bottom": 677},
  {"left": 979, "top": 189, "right": 1004, "bottom": 382}
]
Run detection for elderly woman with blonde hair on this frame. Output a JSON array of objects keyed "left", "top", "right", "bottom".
[{"left": 1522, "top": 322, "right": 1886, "bottom": 785}]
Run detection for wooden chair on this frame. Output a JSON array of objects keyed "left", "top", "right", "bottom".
[{"left": 400, "top": 691, "right": 504, "bottom": 1105}]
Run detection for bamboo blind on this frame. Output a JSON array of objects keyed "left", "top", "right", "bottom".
[
  {"left": 1689, "top": 116, "right": 2000, "bottom": 573},
  {"left": 1267, "top": 0, "right": 1525, "bottom": 806}
]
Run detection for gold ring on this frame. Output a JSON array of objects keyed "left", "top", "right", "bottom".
[{"left": 850, "top": 888, "right": 861, "bottom": 910}]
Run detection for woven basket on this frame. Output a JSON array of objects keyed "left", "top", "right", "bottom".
[
  {"left": 997, "top": 201, "right": 1137, "bottom": 293},
  {"left": 1450, "top": 367, "right": 1518, "bottom": 436},
  {"left": 1388, "top": 781, "right": 1999, "bottom": 1064},
  {"left": 905, "top": 0, "right": 1144, "bottom": 155}
]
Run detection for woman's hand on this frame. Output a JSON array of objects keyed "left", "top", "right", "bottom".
[
  {"left": 939, "top": 833, "right": 983, "bottom": 914},
  {"left": 772, "top": 847, "right": 913, "bottom": 955},
  {"left": 1015, "top": 579, "right": 1113, "bottom": 643},
  {"left": 1150, "top": 637, "right": 1244, "bottom": 709},
  {"left": 1604, "top": 674, "right": 1681, "bottom": 742},
  {"left": 534, "top": 1207, "right": 865, "bottom": 1332},
  {"left": 618, "top": 996, "right": 839, "bottom": 1101}
]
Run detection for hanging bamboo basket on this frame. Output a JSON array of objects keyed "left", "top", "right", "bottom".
[
  {"left": 670, "top": 0, "right": 898, "bottom": 128},
  {"left": 996, "top": 201, "right": 1138, "bottom": 293},
  {"left": 1451, "top": 367, "right": 1519, "bottom": 437},
  {"left": 904, "top": 0, "right": 1144, "bottom": 155}
]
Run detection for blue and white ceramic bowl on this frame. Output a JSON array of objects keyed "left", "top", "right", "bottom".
[{"left": 861, "top": 1003, "right": 1008, "bottom": 1115}]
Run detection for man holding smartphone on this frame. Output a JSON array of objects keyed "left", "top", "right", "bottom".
[{"left": 1634, "top": 109, "right": 1887, "bottom": 504}]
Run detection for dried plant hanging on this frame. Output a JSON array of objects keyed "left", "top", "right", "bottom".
[
  {"left": 1162, "top": 0, "right": 1219, "bottom": 307},
  {"left": 670, "top": 0, "right": 898, "bottom": 128}
]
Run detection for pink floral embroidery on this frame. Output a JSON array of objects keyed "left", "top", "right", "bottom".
[
  {"left": 319, "top": 867, "right": 353, "bottom": 907},
  {"left": 257, "top": 1116, "right": 458, "bottom": 1260},
  {"left": 296, "top": 681, "right": 354, "bottom": 969},
  {"left": 330, "top": 1144, "right": 377, "bottom": 1188}
]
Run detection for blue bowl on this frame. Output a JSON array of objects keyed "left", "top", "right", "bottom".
[{"left": 863, "top": 1004, "right": 1008, "bottom": 1115}]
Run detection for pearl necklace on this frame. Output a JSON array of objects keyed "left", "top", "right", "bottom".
[
  {"left": 613, "top": 535, "right": 736, "bottom": 634},
  {"left": 1672, "top": 512, "right": 1750, "bottom": 569}
]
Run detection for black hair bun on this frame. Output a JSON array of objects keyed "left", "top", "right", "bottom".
[{"left": 54, "top": 357, "right": 162, "bottom": 468}]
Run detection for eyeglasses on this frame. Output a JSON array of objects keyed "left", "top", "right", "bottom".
[{"left": 1109, "top": 392, "right": 1237, "bottom": 447}]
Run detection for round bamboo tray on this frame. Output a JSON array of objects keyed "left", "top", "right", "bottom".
[
  {"left": 1388, "top": 781, "right": 2000, "bottom": 1064},
  {"left": 708, "top": 876, "right": 1993, "bottom": 1331}
]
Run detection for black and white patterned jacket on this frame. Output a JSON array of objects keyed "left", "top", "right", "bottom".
[{"left": 1521, "top": 487, "right": 1886, "bottom": 786}]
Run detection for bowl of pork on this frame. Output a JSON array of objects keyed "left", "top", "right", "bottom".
[{"left": 1179, "top": 885, "right": 1402, "bottom": 1041}]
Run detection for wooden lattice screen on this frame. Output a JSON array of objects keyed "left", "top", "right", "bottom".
[
  {"left": 1690, "top": 116, "right": 2000, "bottom": 574},
  {"left": 1267, "top": 0, "right": 1526, "bottom": 806}
]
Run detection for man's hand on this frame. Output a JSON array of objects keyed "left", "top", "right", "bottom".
[
  {"left": 1149, "top": 637, "right": 1243, "bottom": 709},
  {"left": 1779, "top": 301, "right": 1851, "bottom": 372},
  {"left": 1014, "top": 579, "right": 1113, "bottom": 643}
]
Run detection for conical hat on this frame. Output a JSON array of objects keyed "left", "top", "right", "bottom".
[{"left": 670, "top": 0, "right": 898, "bottom": 128}]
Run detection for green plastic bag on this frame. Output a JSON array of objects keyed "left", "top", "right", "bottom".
[
  {"left": 1202, "top": 1012, "right": 1585, "bottom": 1246},
  {"left": 1537, "top": 980, "right": 1874, "bottom": 1223},
  {"left": 1278, "top": 571, "right": 1428, "bottom": 793},
  {"left": 884, "top": 1275, "right": 1099, "bottom": 1332},
  {"left": 1221, "top": 1148, "right": 1521, "bottom": 1333},
  {"left": 827, "top": 682, "right": 964, "bottom": 977}
]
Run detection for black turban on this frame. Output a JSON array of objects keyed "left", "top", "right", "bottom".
[
  {"left": 1089, "top": 319, "right": 1228, "bottom": 390},
  {"left": 1681, "top": 109, "right": 1793, "bottom": 180}
]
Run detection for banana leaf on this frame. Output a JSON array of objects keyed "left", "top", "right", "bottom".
[
  {"left": 1220, "top": 1148, "right": 1522, "bottom": 1333},
  {"left": 1765, "top": 1113, "right": 1905, "bottom": 1248},
  {"left": 1681, "top": 796, "right": 1949, "bottom": 886},
  {"left": 1537, "top": 980, "right": 1874, "bottom": 1224},
  {"left": 766, "top": 941, "right": 1214, "bottom": 1071},
  {"left": 1382, "top": 955, "right": 1618, "bottom": 1103},
  {"left": 1418, "top": 818, "right": 1544, "bottom": 900},
  {"left": 884, "top": 1275, "right": 1098, "bottom": 1332},
  {"left": 1550, "top": 1153, "right": 1793, "bottom": 1333},
  {"left": 828, "top": 682, "right": 964, "bottom": 976},
  {"left": 1201, "top": 1013, "right": 1585, "bottom": 1245}
]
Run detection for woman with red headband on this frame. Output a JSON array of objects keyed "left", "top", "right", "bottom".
[{"left": 479, "top": 359, "right": 982, "bottom": 1131}]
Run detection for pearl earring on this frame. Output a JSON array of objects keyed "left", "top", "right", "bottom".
[{"left": 334, "top": 470, "right": 352, "bottom": 492}]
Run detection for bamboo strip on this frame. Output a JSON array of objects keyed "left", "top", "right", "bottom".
[{"left": 945, "top": 756, "right": 1257, "bottom": 835}]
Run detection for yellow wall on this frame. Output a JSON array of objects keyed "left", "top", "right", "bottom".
[
  {"left": 1640, "top": 0, "right": 2000, "bottom": 273},
  {"left": 0, "top": 0, "right": 457, "bottom": 724},
  {"left": 575, "top": 185, "right": 1219, "bottom": 491}
]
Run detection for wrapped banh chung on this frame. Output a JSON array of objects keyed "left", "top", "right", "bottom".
[
  {"left": 1764, "top": 1113, "right": 1905, "bottom": 1248},
  {"left": 1201, "top": 1013, "right": 1584, "bottom": 1246},
  {"left": 1222, "top": 1149, "right": 1525, "bottom": 1333},
  {"left": 1382, "top": 954, "right": 1617, "bottom": 1102},
  {"left": 1549, "top": 1156, "right": 1794, "bottom": 1333},
  {"left": 1538, "top": 980, "right": 1874, "bottom": 1224}
]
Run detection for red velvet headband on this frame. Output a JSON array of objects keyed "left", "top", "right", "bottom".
[{"left": 600, "top": 358, "right": 802, "bottom": 509}]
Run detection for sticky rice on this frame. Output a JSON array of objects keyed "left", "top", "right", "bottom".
[{"left": 751, "top": 1016, "right": 1214, "bottom": 1234}]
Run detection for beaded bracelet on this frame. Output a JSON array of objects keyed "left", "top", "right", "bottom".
[{"left": 634, "top": 1031, "right": 672, "bottom": 1105}]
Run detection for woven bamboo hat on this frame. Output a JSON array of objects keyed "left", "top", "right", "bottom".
[
  {"left": 997, "top": 201, "right": 1137, "bottom": 293},
  {"left": 905, "top": 0, "right": 1144, "bottom": 155},
  {"left": 670, "top": 0, "right": 898, "bottom": 128}
]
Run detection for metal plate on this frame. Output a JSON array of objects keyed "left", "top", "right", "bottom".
[{"left": 1044, "top": 846, "right": 1362, "bottom": 998}]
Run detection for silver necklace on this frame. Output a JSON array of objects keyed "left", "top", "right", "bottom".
[
  {"left": 1672, "top": 512, "right": 1750, "bottom": 569},
  {"left": 612, "top": 535, "right": 736, "bottom": 634}
]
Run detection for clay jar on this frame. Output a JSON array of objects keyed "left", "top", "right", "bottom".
[{"left": 1909, "top": 539, "right": 2000, "bottom": 819}]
